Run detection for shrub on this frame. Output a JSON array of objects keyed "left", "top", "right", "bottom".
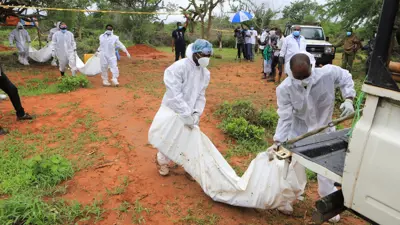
[
  {"left": 257, "top": 107, "right": 279, "bottom": 131},
  {"left": 0, "top": 154, "right": 74, "bottom": 194},
  {"left": 220, "top": 117, "right": 265, "bottom": 141},
  {"left": 57, "top": 75, "right": 90, "bottom": 93},
  {"left": 215, "top": 100, "right": 257, "bottom": 122}
]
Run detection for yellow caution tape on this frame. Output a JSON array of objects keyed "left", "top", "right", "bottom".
[{"left": 0, "top": 4, "right": 181, "bottom": 15}]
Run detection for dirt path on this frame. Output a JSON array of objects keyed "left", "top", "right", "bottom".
[{"left": 0, "top": 49, "right": 367, "bottom": 225}]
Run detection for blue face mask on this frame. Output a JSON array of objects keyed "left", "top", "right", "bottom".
[
  {"left": 347, "top": 32, "right": 352, "bottom": 36},
  {"left": 61, "top": 29, "right": 67, "bottom": 33},
  {"left": 293, "top": 31, "right": 300, "bottom": 37},
  {"left": 178, "top": 26, "right": 183, "bottom": 29},
  {"left": 250, "top": 27, "right": 254, "bottom": 30}
]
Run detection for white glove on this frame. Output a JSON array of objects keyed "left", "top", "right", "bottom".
[
  {"left": 95, "top": 51, "right": 100, "bottom": 57},
  {"left": 182, "top": 115, "right": 195, "bottom": 129},
  {"left": 266, "top": 143, "right": 279, "bottom": 161},
  {"left": 127, "top": 52, "right": 131, "bottom": 59},
  {"left": 340, "top": 99, "right": 354, "bottom": 117}
]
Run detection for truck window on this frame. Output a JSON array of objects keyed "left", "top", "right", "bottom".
[{"left": 300, "top": 28, "right": 325, "bottom": 40}]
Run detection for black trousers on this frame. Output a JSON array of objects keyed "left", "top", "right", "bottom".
[
  {"left": 271, "top": 55, "right": 279, "bottom": 76},
  {"left": 175, "top": 45, "right": 186, "bottom": 61},
  {"left": 237, "top": 43, "right": 244, "bottom": 59},
  {"left": 0, "top": 72, "right": 25, "bottom": 117}
]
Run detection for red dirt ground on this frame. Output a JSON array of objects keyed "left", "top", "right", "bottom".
[
  {"left": 0, "top": 45, "right": 13, "bottom": 51},
  {"left": 0, "top": 49, "right": 367, "bottom": 225},
  {"left": 127, "top": 44, "right": 167, "bottom": 59}
]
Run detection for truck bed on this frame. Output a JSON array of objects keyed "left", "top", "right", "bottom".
[{"left": 285, "top": 129, "right": 350, "bottom": 177}]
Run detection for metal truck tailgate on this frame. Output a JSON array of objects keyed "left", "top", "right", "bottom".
[{"left": 285, "top": 129, "right": 350, "bottom": 183}]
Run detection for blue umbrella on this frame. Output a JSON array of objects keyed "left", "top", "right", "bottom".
[{"left": 229, "top": 11, "right": 253, "bottom": 23}]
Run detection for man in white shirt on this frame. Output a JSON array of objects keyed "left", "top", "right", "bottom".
[
  {"left": 279, "top": 25, "right": 307, "bottom": 68},
  {"left": 245, "top": 26, "right": 258, "bottom": 62}
]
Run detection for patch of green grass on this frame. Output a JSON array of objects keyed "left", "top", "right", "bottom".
[
  {"left": 178, "top": 208, "right": 220, "bottom": 225},
  {"left": 132, "top": 199, "right": 150, "bottom": 224},
  {"left": 0, "top": 194, "right": 105, "bottom": 225},
  {"left": 115, "top": 201, "right": 131, "bottom": 215},
  {"left": 106, "top": 176, "right": 129, "bottom": 196},
  {"left": 57, "top": 75, "right": 90, "bottom": 93},
  {"left": 306, "top": 169, "right": 317, "bottom": 182},
  {"left": 18, "top": 77, "right": 59, "bottom": 97},
  {"left": 0, "top": 108, "right": 107, "bottom": 224}
]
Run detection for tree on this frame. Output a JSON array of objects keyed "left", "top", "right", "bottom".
[
  {"left": 281, "top": 0, "right": 325, "bottom": 24},
  {"left": 180, "top": 0, "right": 224, "bottom": 39}
]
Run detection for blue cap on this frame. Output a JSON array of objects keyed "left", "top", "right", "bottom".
[{"left": 192, "top": 39, "right": 213, "bottom": 55}]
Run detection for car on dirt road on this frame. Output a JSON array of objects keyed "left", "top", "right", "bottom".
[{"left": 284, "top": 24, "right": 336, "bottom": 66}]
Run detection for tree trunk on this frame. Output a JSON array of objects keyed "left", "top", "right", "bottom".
[
  {"left": 206, "top": 2, "right": 213, "bottom": 39},
  {"left": 201, "top": 18, "right": 205, "bottom": 39}
]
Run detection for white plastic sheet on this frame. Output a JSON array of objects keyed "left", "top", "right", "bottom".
[
  {"left": 149, "top": 106, "right": 307, "bottom": 210},
  {"left": 29, "top": 45, "right": 52, "bottom": 63},
  {"left": 27, "top": 45, "right": 101, "bottom": 76},
  {"left": 75, "top": 54, "right": 101, "bottom": 76}
]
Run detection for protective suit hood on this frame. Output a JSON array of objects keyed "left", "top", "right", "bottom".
[
  {"left": 56, "top": 21, "right": 61, "bottom": 29},
  {"left": 16, "top": 22, "right": 24, "bottom": 29},
  {"left": 185, "top": 43, "right": 195, "bottom": 65}
]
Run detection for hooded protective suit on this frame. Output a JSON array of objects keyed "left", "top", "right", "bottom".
[
  {"left": 97, "top": 31, "right": 129, "bottom": 83},
  {"left": 9, "top": 22, "right": 31, "bottom": 65},
  {"left": 157, "top": 43, "right": 211, "bottom": 167},
  {"left": 274, "top": 52, "right": 355, "bottom": 202},
  {"left": 48, "top": 22, "right": 61, "bottom": 66},
  {"left": 51, "top": 29, "right": 77, "bottom": 75}
]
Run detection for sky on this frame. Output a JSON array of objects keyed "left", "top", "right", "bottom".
[{"left": 159, "top": 0, "right": 327, "bottom": 24}]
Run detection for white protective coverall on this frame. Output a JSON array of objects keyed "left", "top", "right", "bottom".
[
  {"left": 157, "top": 43, "right": 210, "bottom": 166},
  {"left": 9, "top": 22, "right": 31, "bottom": 65},
  {"left": 274, "top": 52, "right": 356, "bottom": 199},
  {"left": 48, "top": 22, "right": 61, "bottom": 66},
  {"left": 279, "top": 34, "right": 307, "bottom": 66},
  {"left": 97, "top": 31, "right": 129, "bottom": 83},
  {"left": 51, "top": 30, "right": 77, "bottom": 75}
]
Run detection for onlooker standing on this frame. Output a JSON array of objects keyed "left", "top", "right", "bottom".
[
  {"left": 234, "top": 27, "right": 245, "bottom": 61},
  {"left": 0, "top": 64, "right": 34, "bottom": 134},
  {"left": 259, "top": 28, "right": 270, "bottom": 79},
  {"left": 279, "top": 25, "right": 307, "bottom": 68},
  {"left": 335, "top": 28, "right": 362, "bottom": 72},
  {"left": 172, "top": 15, "right": 189, "bottom": 61},
  {"left": 245, "top": 26, "right": 258, "bottom": 61},
  {"left": 275, "top": 29, "right": 285, "bottom": 83}
]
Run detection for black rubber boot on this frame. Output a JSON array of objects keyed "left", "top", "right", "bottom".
[{"left": 60, "top": 71, "right": 65, "bottom": 77}]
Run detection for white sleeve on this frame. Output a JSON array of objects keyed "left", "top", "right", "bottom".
[
  {"left": 9, "top": 31, "right": 15, "bottom": 45},
  {"left": 330, "top": 65, "right": 356, "bottom": 98},
  {"left": 51, "top": 33, "right": 57, "bottom": 51},
  {"left": 193, "top": 72, "right": 210, "bottom": 116},
  {"left": 116, "top": 37, "right": 128, "bottom": 53},
  {"left": 163, "top": 66, "right": 193, "bottom": 116},
  {"left": 273, "top": 85, "right": 293, "bottom": 143},
  {"left": 279, "top": 38, "right": 288, "bottom": 57},
  {"left": 71, "top": 33, "right": 77, "bottom": 50}
]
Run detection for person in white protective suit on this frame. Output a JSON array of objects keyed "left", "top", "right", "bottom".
[
  {"left": 9, "top": 22, "right": 31, "bottom": 66},
  {"left": 279, "top": 25, "right": 307, "bottom": 69},
  {"left": 48, "top": 21, "right": 61, "bottom": 66},
  {"left": 95, "top": 24, "right": 131, "bottom": 87},
  {"left": 156, "top": 39, "right": 213, "bottom": 176},
  {"left": 267, "top": 52, "right": 356, "bottom": 222},
  {"left": 51, "top": 22, "right": 78, "bottom": 77}
]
